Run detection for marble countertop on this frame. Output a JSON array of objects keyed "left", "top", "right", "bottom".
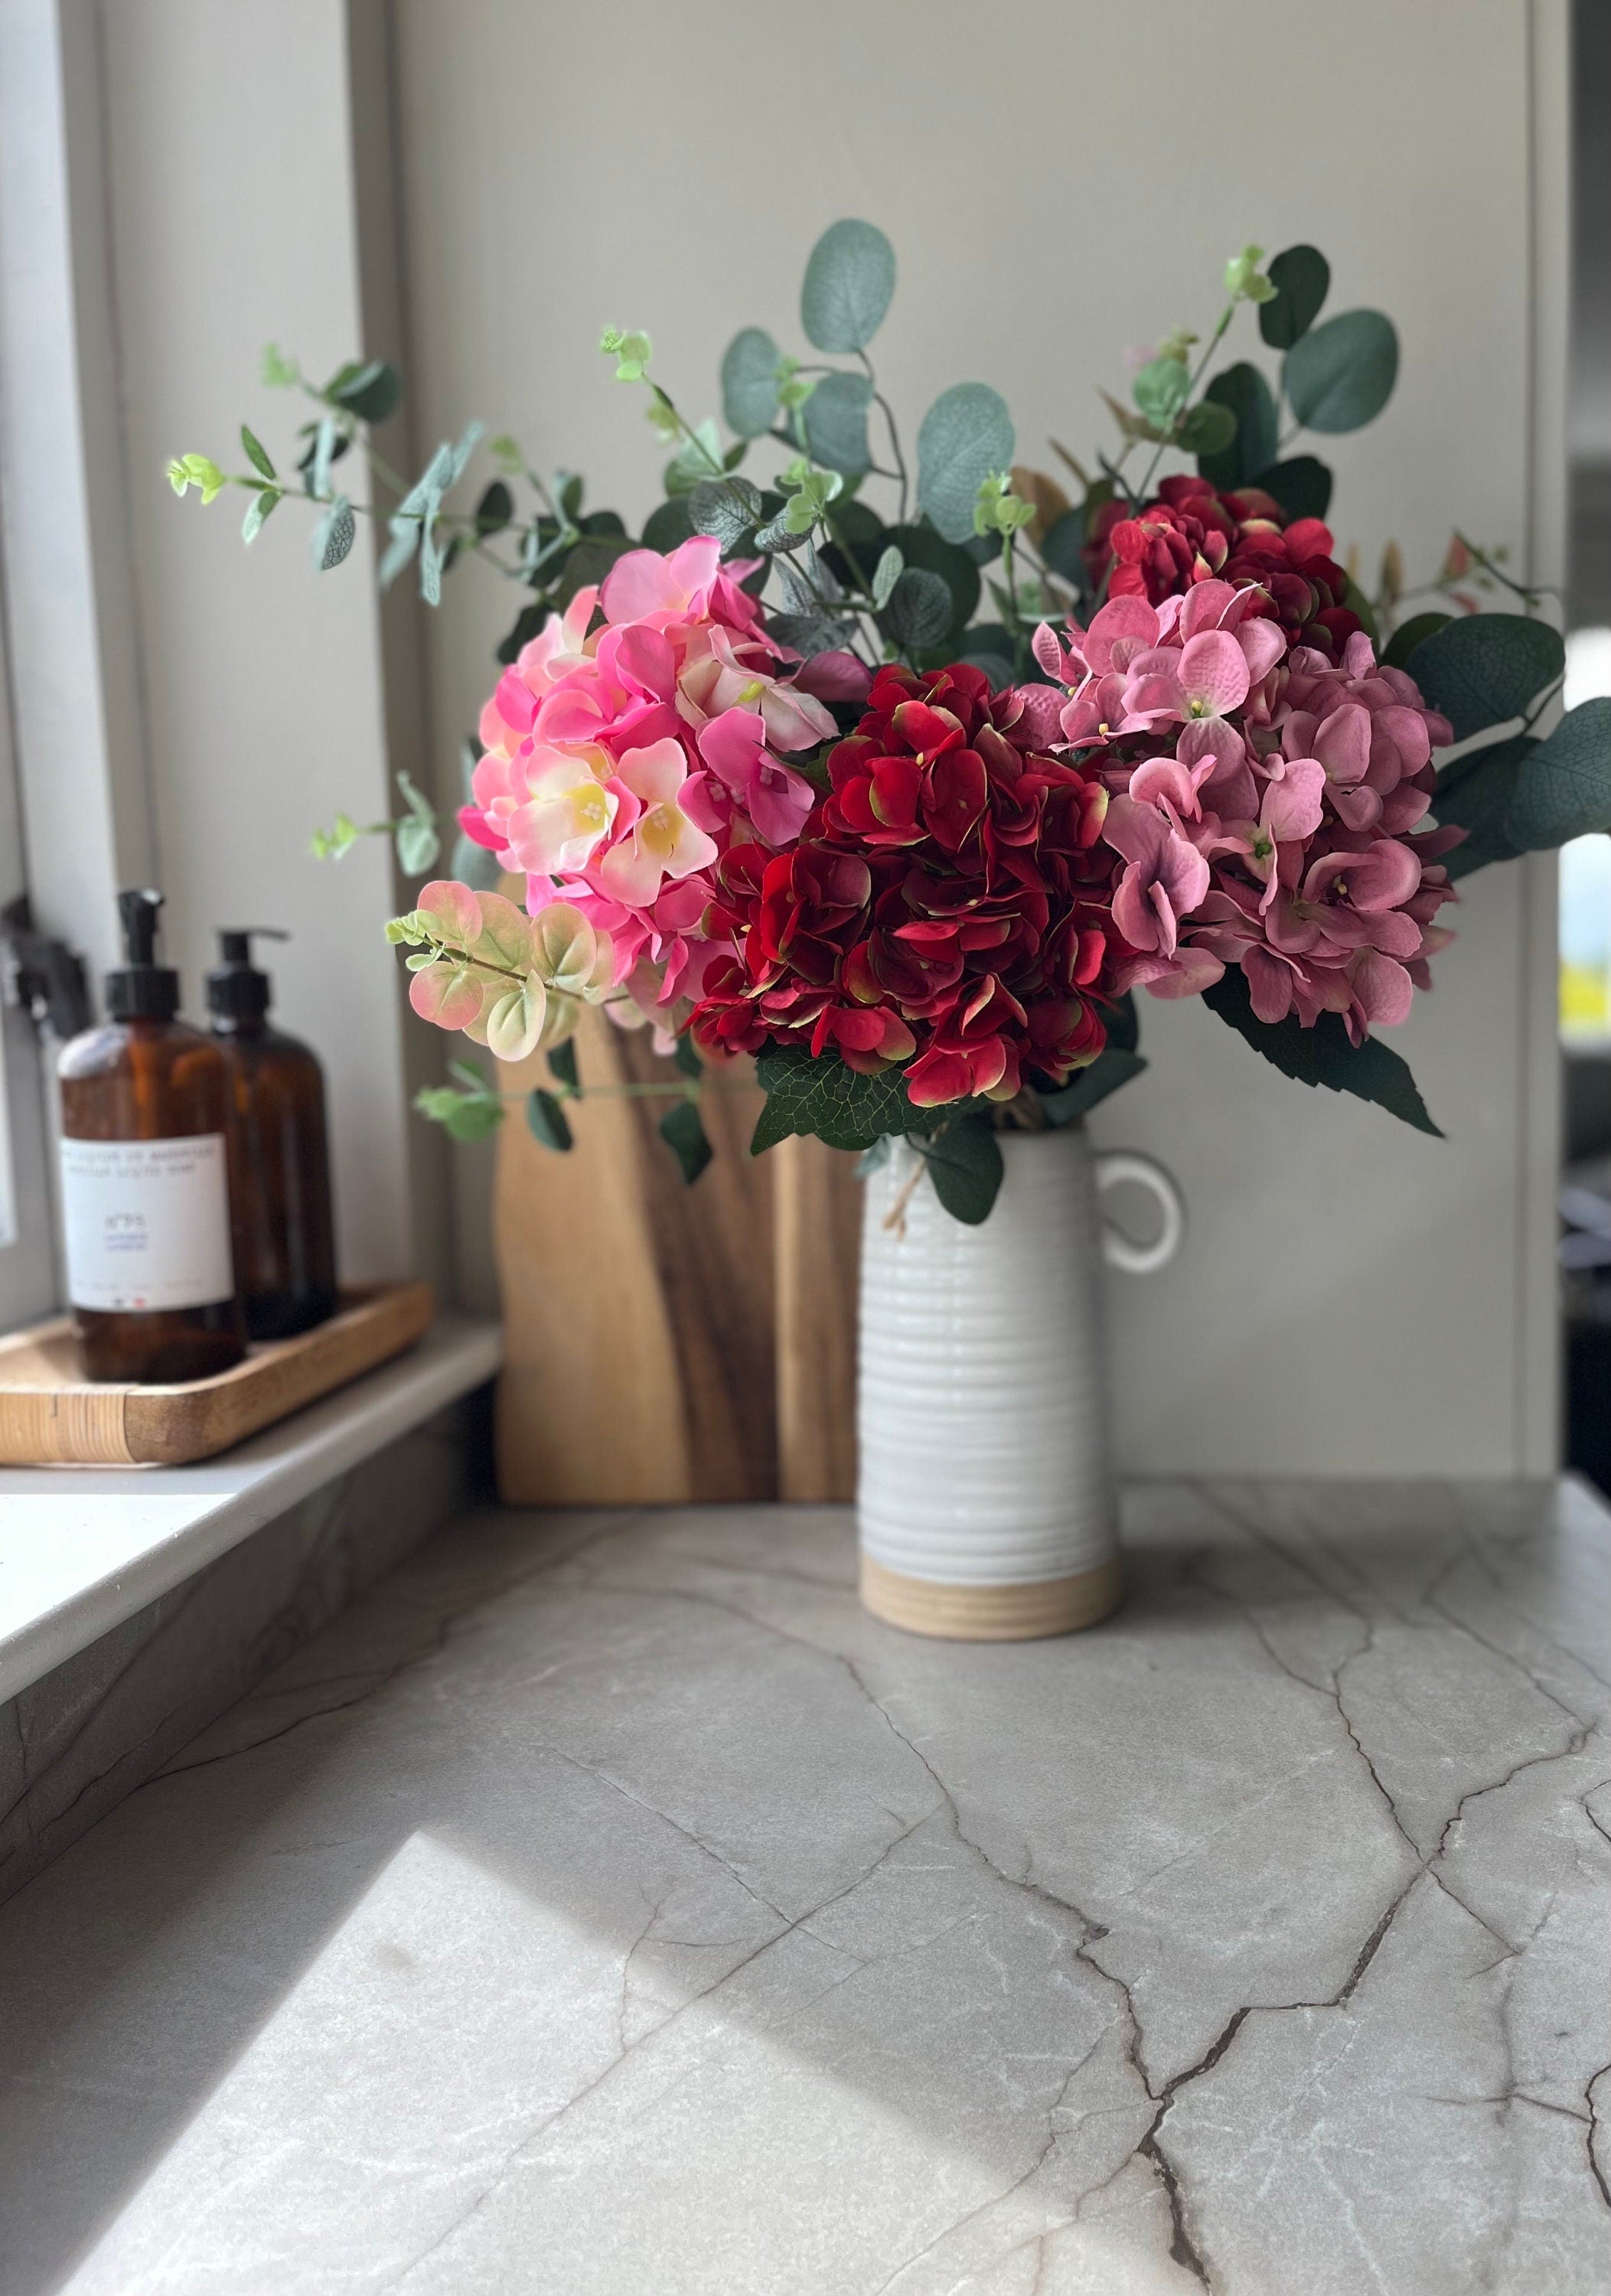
[{"left": 5, "top": 1479, "right": 1611, "bottom": 2294}]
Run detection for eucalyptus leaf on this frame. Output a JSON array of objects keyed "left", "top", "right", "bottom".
[
  {"left": 449, "top": 830, "right": 503, "bottom": 892},
  {"left": 241, "top": 487, "right": 279, "bottom": 545},
  {"left": 689, "top": 475, "right": 765, "bottom": 550},
  {"left": 311, "top": 493, "right": 356, "bottom": 571},
  {"left": 526, "top": 1088, "right": 574, "bottom": 1153},
  {"left": 1251, "top": 456, "right": 1333, "bottom": 522},
  {"left": 885, "top": 522, "right": 981, "bottom": 630},
  {"left": 658, "top": 1098, "right": 713, "bottom": 1186},
  {"left": 240, "top": 423, "right": 276, "bottom": 483},
  {"left": 329, "top": 359, "right": 400, "bottom": 424},
  {"left": 800, "top": 219, "right": 896, "bottom": 354},
  {"left": 882, "top": 566, "right": 954, "bottom": 650},
  {"left": 1432, "top": 732, "right": 1532, "bottom": 878},
  {"left": 310, "top": 416, "right": 338, "bottom": 501},
  {"left": 1177, "top": 400, "right": 1238, "bottom": 456},
  {"left": 1382, "top": 610, "right": 1453, "bottom": 670},
  {"left": 1203, "top": 967, "right": 1440, "bottom": 1136},
  {"left": 1506, "top": 699, "right": 1611, "bottom": 851},
  {"left": 396, "top": 812, "right": 439, "bottom": 876},
  {"left": 641, "top": 495, "right": 697, "bottom": 553},
  {"left": 474, "top": 479, "right": 513, "bottom": 536},
  {"left": 922, "top": 1117, "right": 1003, "bottom": 1225},
  {"left": 916, "top": 384, "right": 1015, "bottom": 545},
  {"left": 1039, "top": 506, "right": 1087, "bottom": 585},
  {"left": 1283, "top": 310, "right": 1398, "bottom": 434},
  {"left": 1404, "top": 612, "right": 1565, "bottom": 742},
  {"left": 1133, "top": 357, "right": 1192, "bottom": 429},
  {"left": 803, "top": 370, "right": 874, "bottom": 474},
  {"left": 1258, "top": 245, "right": 1330, "bottom": 350},
  {"left": 721, "top": 326, "right": 781, "bottom": 439},
  {"left": 871, "top": 544, "right": 903, "bottom": 610},
  {"left": 1196, "top": 364, "right": 1278, "bottom": 489}
]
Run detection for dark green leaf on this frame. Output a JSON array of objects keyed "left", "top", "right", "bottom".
[
  {"left": 1178, "top": 400, "right": 1238, "bottom": 456},
  {"left": 800, "top": 219, "right": 896, "bottom": 354},
  {"left": 329, "top": 359, "right": 400, "bottom": 424},
  {"left": 1252, "top": 456, "right": 1333, "bottom": 522},
  {"left": 804, "top": 370, "right": 874, "bottom": 475},
  {"left": 526, "top": 1088, "right": 574, "bottom": 1153},
  {"left": 1506, "top": 698, "right": 1611, "bottom": 851},
  {"left": 579, "top": 510, "right": 626, "bottom": 538},
  {"left": 1202, "top": 966, "right": 1441, "bottom": 1136},
  {"left": 442, "top": 1096, "right": 504, "bottom": 1143},
  {"left": 1036, "top": 1050, "right": 1148, "bottom": 1126},
  {"left": 311, "top": 494, "right": 355, "bottom": 571},
  {"left": 1382, "top": 610, "right": 1453, "bottom": 670},
  {"left": 558, "top": 472, "right": 584, "bottom": 520},
  {"left": 1196, "top": 364, "right": 1278, "bottom": 488},
  {"left": 659, "top": 1097, "right": 713, "bottom": 1185},
  {"left": 1259, "top": 245, "right": 1331, "bottom": 350},
  {"left": 916, "top": 384, "right": 1015, "bottom": 544},
  {"left": 1283, "top": 310, "right": 1398, "bottom": 434},
  {"left": 553, "top": 533, "right": 634, "bottom": 609},
  {"left": 673, "top": 1033, "right": 702, "bottom": 1080},
  {"left": 721, "top": 327, "right": 781, "bottom": 439},
  {"left": 240, "top": 423, "right": 276, "bottom": 483},
  {"left": 641, "top": 495, "right": 696, "bottom": 553},
  {"left": 1103, "top": 990, "right": 1140, "bottom": 1054},
  {"left": 751, "top": 1045, "right": 915, "bottom": 1153},
  {"left": 882, "top": 566, "right": 954, "bottom": 650},
  {"left": 1433, "top": 733, "right": 1532, "bottom": 877},
  {"left": 1404, "top": 612, "right": 1565, "bottom": 742},
  {"left": 1040, "top": 506, "right": 1087, "bottom": 585},
  {"left": 497, "top": 602, "right": 547, "bottom": 665},
  {"left": 922, "top": 1117, "right": 1003, "bottom": 1225},
  {"left": 474, "top": 479, "right": 513, "bottom": 536},
  {"left": 449, "top": 830, "right": 503, "bottom": 891},
  {"left": 1342, "top": 577, "right": 1380, "bottom": 647},
  {"left": 766, "top": 608, "right": 853, "bottom": 654},
  {"left": 885, "top": 523, "right": 980, "bottom": 631},
  {"left": 547, "top": 1038, "right": 579, "bottom": 1090}
]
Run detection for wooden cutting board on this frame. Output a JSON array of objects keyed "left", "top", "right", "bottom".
[
  {"left": 494, "top": 1006, "right": 860, "bottom": 1505},
  {"left": 0, "top": 1283, "right": 435, "bottom": 1466}
]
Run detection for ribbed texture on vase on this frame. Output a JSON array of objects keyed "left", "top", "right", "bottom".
[{"left": 857, "top": 1130, "right": 1119, "bottom": 1590}]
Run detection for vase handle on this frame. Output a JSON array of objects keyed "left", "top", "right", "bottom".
[{"left": 1094, "top": 1150, "right": 1185, "bottom": 1275}]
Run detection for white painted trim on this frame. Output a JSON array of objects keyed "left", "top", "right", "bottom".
[{"left": 0, "top": 1313, "right": 501, "bottom": 1704}]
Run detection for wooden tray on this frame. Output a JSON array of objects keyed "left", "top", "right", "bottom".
[{"left": 0, "top": 1283, "right": 435, "bottom": 1467}]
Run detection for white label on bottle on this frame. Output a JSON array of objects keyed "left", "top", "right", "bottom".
[{"left": 59, "top": 1135, "right": 234, "bottom": 1312}]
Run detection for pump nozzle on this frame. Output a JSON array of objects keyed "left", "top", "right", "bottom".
[
  {"left": 106, "top": 888, "right": 180, "bottom": 1021},
  {"left": 117, "top": 888, "right": 163, "bottom": 966},
  {"left": 208, "top": 926, "right": 289, "bottom": 1024},
  {"left": 217, "top": 927, "right": 290, "bottom": 967}
]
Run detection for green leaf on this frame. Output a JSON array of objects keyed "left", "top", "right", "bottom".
[
  {"left": 673, "top": 1033, "right": 702, "bottom": 1081},
  {"left": 329, "top": 359, "right": 400, "bottom": 425},
  {"left": 803, "top": 370, "right": 874, "bottom": 475},
  {"left": 1177, "top": 400, "right": 1238, "bottom": 456},
  {"left": 688, "top": 475, "right": 764, "bottom": 551},
  {"left": 1506, "top": 698, "right": 1611, "bottom": 851},
  {"left": 1382, "top": 610, "right": 1453, "bottom": 670},
  {"left": 1036, "top": 1050, "right": 1148, "bottom": 1125},
  {"left": 526, "top": 1088, "right": 574, "bottom": 1153},
  {"left": 800, "top": 219, "right": 896, "bottom": 354},
  {"left": 1040, "top": 506, "right": 1088, "bottom": 586},
  {"left": 658, "top": 1097, "right": 713, "bottom": 1185},
  {"left": 916, "top": 385, "right": 1016, "bottom": 545},
  {"left": 241, "top": 487, "right": 279, "bottom": 545},
  {"left": 1252, "top": 456, "right": 1333, "bottom": 523},
  {"left": 721, "top": 328, "right": 781, "bottom": 439},
  {"left": 1103, "top": 990, "right": 1140, "bottom": 1054},
  {"left": 1258, "top": 245, "right": 1331, "bottom": 350},
  {"left": 751, "top": 1045, "right": 915, "bottom": 1153},
  {"left": 553, "top": 533, "right": 634, "bottom": 609},
  {"left": 1133, "top": 357, "right": 1191, "bottom": 429},
  {"left": 1283, "top": 310, "right": 1398, "bottom": 434},
  {"left": 474, "top": 479, "right": 513, "bottom": 536},
  {"left": 881, "top": 566, "right": 954, "bottom": 651},
  {"left": 547, "top": 1037, "right": 579, "bottom": 1091},
  {"left": 1202, "top": 967, "right": 1441, "bottom": 1137},
  {"left": 449, "top": 830, "right": 503, "bottom": 891},
  {"left": 240, "top": 423, "right": 276, "bottom": 483},
  {"left": 415, "top": 1084, "right": 504, "bottom": 1143},
  {"left": 869, "top": 544, "right": 903, "bottom": 611},
  {"left": 641, "top": 494, "right": 696, "bottom": 553},
  {"left": 311, "top": 494, "right": 356, "bottom": 571},
  {"left": 883, "top": 523, "right": 981, "bottom": 631},
  {"left": 1433, "top": 732, "right": 1532, "bottom": 877},
  {"left": 922, "top": 1117, "right": 1003, "bottom": 1225},
  {"left": 1404, "top": 612, "right": 1565, "bottom": 742},
  {"left": 1196, "top": 364, "right": 1278, "bottom": 488}
]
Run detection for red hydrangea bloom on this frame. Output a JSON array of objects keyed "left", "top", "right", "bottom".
[
  {"left": 1087, "top": 475, "right": 1365, "bottom": 663},
  {"left": 689, "top": 663, "right": 1120, "bottom": 1105}
]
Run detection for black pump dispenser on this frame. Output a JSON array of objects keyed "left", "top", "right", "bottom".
[
  {"left": 106, "top": 889, "right": 180, "bottom": 1022},
  {"left": 207, "top": 927, "right": 289, "bottom": 1024}
]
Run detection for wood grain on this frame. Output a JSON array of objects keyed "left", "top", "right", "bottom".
[
  {"left": 774, "top": 1137, "right": 861, "bottom": 1502},
  {"left": 0, "top": 1284, "right": 435, "bottom": 1466}
]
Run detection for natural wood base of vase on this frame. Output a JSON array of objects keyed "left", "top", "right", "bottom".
[{"left": 858, "top": 1552, "right": 1124, "bottom": 1642}]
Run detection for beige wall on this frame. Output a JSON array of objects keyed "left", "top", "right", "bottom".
[{"left": 386, "top": 0, "right": 1566, "bottom": 1474}]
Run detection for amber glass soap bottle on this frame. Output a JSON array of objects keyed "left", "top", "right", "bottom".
[
  {"left": 57, "top": 890, "right": 246, "bottom": 1382},
  {"left": 207, "top": 928, "right": 338, "bottom": 1339}
]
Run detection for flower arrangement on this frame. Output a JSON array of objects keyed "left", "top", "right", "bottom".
[{"left": 173, "top": 226, "right": 1611, "bottom": 1221}]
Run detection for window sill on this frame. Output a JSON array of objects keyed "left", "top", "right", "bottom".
[{"left": 0, "top": 1313, "right": 501, "bottom": 1702}]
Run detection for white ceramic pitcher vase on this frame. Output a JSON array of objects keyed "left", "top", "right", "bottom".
[{"left": 856, "top": 1126, "right": 1183, "bottom": 1641}]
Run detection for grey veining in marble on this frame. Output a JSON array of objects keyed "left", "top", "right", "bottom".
[
  {"left": 0, "top": 1396, "right": 484, "bottom": 1910},
  {"left": 3, "top": 1478, "right": 1611, "bottom": 2294}
]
